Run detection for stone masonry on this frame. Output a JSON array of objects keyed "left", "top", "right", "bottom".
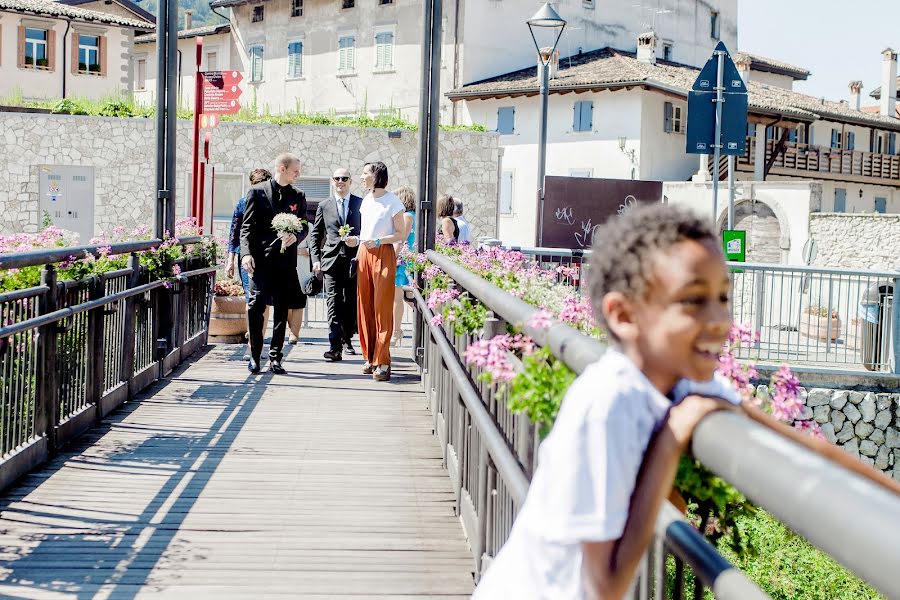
[
  {"left": 802, "top": 387, "right": 900, "bottom": 480},
  {"left": 809, "top": 213, "right": 900, "bottom": 271},
  {"left": 0, "top": 113, "right": 501, "bottom": 241}
]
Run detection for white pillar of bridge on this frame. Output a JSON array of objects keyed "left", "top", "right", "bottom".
[
  {"left": 692, "top": 153, "right": 712, "bottom": 182},
  {"left": 753, "top": 122, "right": 767, "bottom": 181}
]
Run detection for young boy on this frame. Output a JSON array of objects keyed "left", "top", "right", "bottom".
[{"left": 472, "top": 204, "right": 740, "bottom": 600}]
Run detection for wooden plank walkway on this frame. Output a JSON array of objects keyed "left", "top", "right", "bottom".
[{"left": 0, "top": 331, "right": 474, "bottom": 599}]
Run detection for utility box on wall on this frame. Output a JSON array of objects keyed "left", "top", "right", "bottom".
[{"left": 39, "top": 166, "right": 95, "bottom": 242}]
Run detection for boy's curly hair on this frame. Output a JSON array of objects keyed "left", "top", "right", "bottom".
[{"left": 586, "top": 204, "right": 719, "bottom": 334}]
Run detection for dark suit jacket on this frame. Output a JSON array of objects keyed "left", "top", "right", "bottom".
[
  {"left": 309, "top": 194, "right": 363, "bottom": 274},
  {"left": 239, "top": 180, "right": 308, "bottom": 266}
]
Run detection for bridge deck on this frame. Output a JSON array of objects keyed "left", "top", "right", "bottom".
[{"left": 0, "top": 332, "right": 474, "bottom": 599}]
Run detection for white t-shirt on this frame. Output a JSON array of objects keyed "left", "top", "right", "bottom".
[
  {"left": 456, "top": 216, "right": 472, "bottom": 243},
  {"left": 472, "top": 349, "right": 739, "bottom": 600},
  {"left": 359, "top": 191, "right": 405, "bottom": 242}
]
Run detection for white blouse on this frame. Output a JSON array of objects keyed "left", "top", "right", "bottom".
[{"left": 359, "top": 191, "right": 405, "bottom": 242}]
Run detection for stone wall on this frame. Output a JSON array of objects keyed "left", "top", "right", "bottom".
[
  {"left": 809, "top": 213, "right": 900, "bottom": 271},
  {"left": 802, "top": 387, "right": 900, "bottom": 480},
  {"left": 0, "top": 113, "right": 501, "bottom": 240}
]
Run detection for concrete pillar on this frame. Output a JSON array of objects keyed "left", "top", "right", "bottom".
[
  {"left": 754, "top": 123, "right": 766, "bottom": 181},
  {"left": 692, "top": 153, "right": 712, "bottom": 182}
]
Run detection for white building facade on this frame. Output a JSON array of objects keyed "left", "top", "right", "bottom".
[{"left": 0, "top": 0, "right": 152, "bottom": 101}]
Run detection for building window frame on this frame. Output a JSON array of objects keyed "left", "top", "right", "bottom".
[
  {"left": 251, "top": 5, "right": 264, "bottom": 22},
  {"left": 78, "top": 34, "right": 101, "bottom": 74},
  {"left": 287, "top": 39, "right": 304, "bottom": 79},
  {"left": 291, "top": 0, "right": 303, "bottom": 17},
  {"left": 249, "top": 44, "right": 264, "bottom": 82},
  {"left": 662, "top": 42, "right": 673, "bottom": 61},
  {"left": 373, "top": 28, "right": 394, "bottom": 72},
  {"left": 499, "top": 170, "right": 514, "bottom": 215},
  {"left": 135, "top": 56, "right": 147, "bottom": 90},
  {"left": 834, "top": 188, "right": 847, "bottom": 213},
  {"left": 664, "top": 101, "right": 684, "bottom": 134},
  {"left": 710, "top": 10, "right": 720, "bottom": 39},
  {"left": 24, "top": 27, "right": 49, "bottom": 69},
  {"left": 337, "top": 33, "right": 356, "bottom": 75},
  {"left": 572, "top": 99, "right": 593, "bottom": 132},
  {"left": 341, "top": 0, "right": 354, "bottom": 9}
]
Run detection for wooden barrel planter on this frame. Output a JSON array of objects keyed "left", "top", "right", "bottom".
[{"left": 210, "top": 296, "right": 248, "bottom": 343}]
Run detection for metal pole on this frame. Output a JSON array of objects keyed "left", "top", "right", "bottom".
[
  {"left": 154, "top": 0, "right": 168, "bottom": 239},
  {"left": 727, "top": 154, "right": 735, "bottom": 229},
  {"left": 535, "top": 61, "right": 549, "bottom": 246},
  {"left": 192, "top": 38, "right": 203, "bottom": 225},
  {"left": 425, "top": 0, "right": 441, "bottom": 253},
  {"left": 711, "top": 50, "right": 725, "bottom": 225},
  {"left": 164, "top": 0, "right": 177, "bottom": 237},
  {"left": 415, "top": 0, "right": 433, "bottom": 254}
]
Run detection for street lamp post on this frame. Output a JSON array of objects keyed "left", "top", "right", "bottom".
[{"left": 527, "top": 3, "right": 566, "bottom": 246}]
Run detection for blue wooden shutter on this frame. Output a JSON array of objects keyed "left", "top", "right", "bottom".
[
  {"left": 875, "top": 197, "right": 886, "bottom": 213},
  {"left": 573, "top": 102, "right": 580, "bottom": 131},
  {"left": 847, "top": 131, "right": 855, "bottom": 151},
  {"left": 663, "top": 101, "right": 673, "bottom": 133},
  {"left": 497, "top": 107, "right": 514, "bottom": 134},
  {"left": 834, "top": 188, "right": 846, "bottom": 213},
  {"left": 831, "top": 129, "right": 840, "bottom": 148},
  {"left": 581, "top": 100, "right": 593, "bottom": 131},
  {"left": 889, "top": 133, "right": 897, "bottom": 155}
]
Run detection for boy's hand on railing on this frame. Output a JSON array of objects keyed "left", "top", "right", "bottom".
[{"left": 668, "top": 395, "right": 736, "bottom": 448}]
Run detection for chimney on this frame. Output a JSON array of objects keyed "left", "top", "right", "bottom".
[
  {"left": 537, "top": 47, "right": 560, "bottom": 79},
  {"left": 849, "top": 80, "right": 863, "bottom": 110},
  {"left": 881, "top": 48, "right": 897, "bottom": 117},
  {"left": 637, "top": 32, "right": 657, "bottom": 65},
  {"left": 735, "top": 55, "right": 752, "bottom": 85},
  {"left": 184, "top": 9, "right": 193, "bottom": 31}
]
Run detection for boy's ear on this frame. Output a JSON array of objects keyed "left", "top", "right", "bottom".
[{"left": 603, "top": 291, "right": 638, "bottom": 342}]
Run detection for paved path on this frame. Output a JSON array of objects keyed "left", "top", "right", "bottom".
[{"left": 0, "top": 331, "right": 474, "bottom": 599}]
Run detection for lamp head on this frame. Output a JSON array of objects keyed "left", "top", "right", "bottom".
[
  {"left": 618, "top": 136, "right": 627, "bottom": 151},
  {"left": 527, "top": 2, "right": 566, "bottom": 28}
]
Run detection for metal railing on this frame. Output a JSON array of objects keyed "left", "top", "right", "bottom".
[
  {"left": 500, "top": 246, "right": 900, "bottom": 373},
  {"left": 0, "top": 238, "right": 216, "bottom": 491},
  {"left": 415, "top": 250, "right": 900, "bottom": 599}
]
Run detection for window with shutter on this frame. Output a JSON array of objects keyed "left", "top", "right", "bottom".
[
  {"left": 288, "top": 41, "right": 303, "bottom": 78},
  {"left": 249, "top": 45, "right": 263, "bottom": 81},
  {"left": 252, "top": 6, "right": 264, "bottom": 22},
  {"left": 23, "top": 28, "right": 49, "bottom": 69},
  {"left": 663, "top": 101, "right": 673, "bottom": 133},
  {"left": 338, "top": 35, "right": 355, "bottom": 73},
  {"left": 889, "top": 133, "right": 897, "bottom": 155},
  {"left": 847, "top": 131, "right": 855, "bottom": 151},
  {"left": 499, "top": 170, "right": 514, "bottom": 215},
  {"left": 672, "top": 105, "right": 683, "bottom": 133},
  {"left": 831, "top": 129, "right": 841, "bottom": 149},
  {"left": 875, "top": 197, "right": 887, "bottom": 213},
  {"left": 497, "top": 107, "right": 515, "bottom": 134},
  {"left": 710, "top": 11, "right": 720, "bottom": 39},
  {"left": 78, "top": 35, "right": 100, "bottom": 74},
  {"left": 291, "top": 0, "right": 303, "bottom": 17},
  {"left": 834, "top": 188, "right": 846, "bottom": 212},
  {"left": 573, "top": 100, "right": 592, "bottom": 132},
  {"left": 375, "top": 32, "right": 393, "bottom": 70}
]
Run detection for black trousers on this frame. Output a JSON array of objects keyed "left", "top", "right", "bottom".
[
  {"left": 246, "top": 265, "right": 289, "bottom": 362},
  {"left": 323, "top": 256, "right": 357, "bottom": 351}
]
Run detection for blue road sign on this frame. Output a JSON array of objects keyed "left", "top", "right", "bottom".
[
  {"left": 687, "top": 90, "right": 748, "bottom": 155},
  {"left": 686, "top": 41, "right": 748, "bottom": 156}
]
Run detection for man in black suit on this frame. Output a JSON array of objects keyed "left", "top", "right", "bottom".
[
  {"left": 239, "top": 153, "right": 307, "bottom": 374},
  {"left": 309, "top": 167, "right": 362, "bottom": 361}
]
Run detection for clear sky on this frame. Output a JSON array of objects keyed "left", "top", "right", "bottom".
[{"left": 738, "top": 0, "right": 899, "bottom": 105}]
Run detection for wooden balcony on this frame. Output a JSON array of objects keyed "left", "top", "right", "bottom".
[{"left": 734, "top": 138, "right": 900, "bottom": 184}]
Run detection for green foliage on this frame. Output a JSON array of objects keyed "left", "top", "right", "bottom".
[
  {"left": 507, "top": 346, "right": 576, "bottom": 438},
  {"left": 51, "top": 98, "right": 89, "bottom": 115},
  {"left": 717, "top": 511, "right": 882, "bottom": 600},
  {"left": 444, "top": 293, "right": 487, "bottom": 336},
  {"left": 41, "top": 211, "right": 53, "bottom": 229}
]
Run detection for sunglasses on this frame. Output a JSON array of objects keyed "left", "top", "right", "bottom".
[{"left": 333, "top": 176, "right": 350, "bottom": 182}]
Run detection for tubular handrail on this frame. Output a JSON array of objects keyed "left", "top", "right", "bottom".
[
  {"left": 424, "top": 251, "right": 767, "bottom": 597},
  {"left": 413, "top": 287, "right": 530, "bottom": 504},
  {"left": 0, "top": 279, "right": 166, "bottom": 339},
  {"left": 0, "top": 235, "right": 212, "bottom": 271},
  {"left": 499, "top": 245, "right": 900, "bottom": 280},
  {"left": 0, "top": 285, "right": 49, "bottom": 303},
  {"left": 427, "top": 249, "right": 900, "bottom": 598}
]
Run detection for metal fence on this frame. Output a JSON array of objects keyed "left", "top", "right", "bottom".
[
  {"left": 0, "top": 239, "right": 216, "bottom": 491},
  {"left": 499, "top": 245, "right": 899, "bottom": 373},
  {"left": 415, "top": 250, "right": 900, "bottom": 599}
]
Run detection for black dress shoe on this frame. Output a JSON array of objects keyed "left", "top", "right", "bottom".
[
  {"left": 269, "top": 360, "right": 287, "bottom": 375},
  {"left": 248, "top": 358, "right": 261, "bottom": 374},
  {"left": 323, "top": 349, "right": 343, "bottom": 362},
  {"left": 343, "top": 341, "right": 356, "bottom": 355}
]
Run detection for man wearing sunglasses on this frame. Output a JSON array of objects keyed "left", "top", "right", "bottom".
[{"left": 309, "top": 167, "right": 363, "bottom": 361}]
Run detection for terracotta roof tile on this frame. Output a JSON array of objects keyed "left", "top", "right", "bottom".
[
  {"left": 732, "top": 51, "right": 810, "bottom": 79},
  {"left": 449, "top": 48, "right": 900, "bottom": 132},
  {"left": 135, "top": 23, "right": 231, "bottom": 43},
  {"left": 0, "top": 0, "right": 152, "bottom": 28}
]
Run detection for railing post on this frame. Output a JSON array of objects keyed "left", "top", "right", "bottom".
[
  {"left": 34, "top": 265, "right": 59, "bottom": 451},
  {"left": 120, "top": 254, "right": 141, "bottom": 398},
  {"left": 892, "top": 273, "right": 899, "bottom": 375},
  {"left": 86, "top": 274, "right": 106, "bottom": 424}
]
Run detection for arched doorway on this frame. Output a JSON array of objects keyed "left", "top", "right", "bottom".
[{"left": 727, "top": 200, "right": 782, "bottom": 264}]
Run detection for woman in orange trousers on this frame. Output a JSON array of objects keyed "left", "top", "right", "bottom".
[{"left": 355, "top": 162, "right": 407, "bottom": 381}]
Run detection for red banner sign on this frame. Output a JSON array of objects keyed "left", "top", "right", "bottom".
[{"left": 201, "top": 70, "right": 243, "bottom": 115}]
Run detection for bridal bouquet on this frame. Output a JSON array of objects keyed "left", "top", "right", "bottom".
[
  {"left": 272, "top": 213, "right": 306, "bottom": 253},
  {"left": 338, "top": 224, "right": 353, "bottom": 240}
]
